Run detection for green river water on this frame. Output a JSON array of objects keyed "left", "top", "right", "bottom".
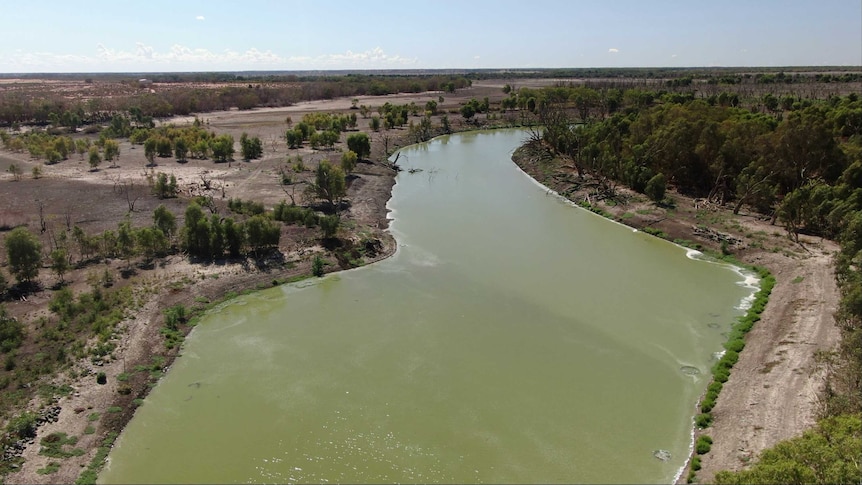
[{"left": 99, "top": 129, "right": 756, "bottom": 484}]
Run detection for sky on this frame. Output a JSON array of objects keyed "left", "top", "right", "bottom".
[{"left": 0, "top": 0, "right": 860, "bottom": 73}]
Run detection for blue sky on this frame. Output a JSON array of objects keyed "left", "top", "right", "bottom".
[{"left": 1, "top": 0, "right": 859, "bottom": 73}]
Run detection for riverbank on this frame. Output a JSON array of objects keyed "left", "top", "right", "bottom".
[{"left": 511, "top": 144, "right": 842, "bottom": 483}]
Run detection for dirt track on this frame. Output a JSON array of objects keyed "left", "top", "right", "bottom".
[{"left": 695, "top": 246, "right": 841, "bottom": 482}]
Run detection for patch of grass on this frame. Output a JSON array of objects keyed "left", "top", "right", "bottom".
[
  {"left": 75, "top": 431, "right": 117, "bottom": 485},
  {"left": 39, "top": 432, "right": 85, "bottom": 458},
  {"left": 116, "top": 372, "right": 130, "bottom": 382},
  {"left": 37, "top": 462, "right": 61, "bottom": 475},
  {"left": 132, "top": 398, "right": 144, "bottom": 407},
  {"left": 87, "top": 412, "right": 99, "bottom": 422},
  {"left": 791, "top": 275, "right": 804, "bottom": 284},
  {"left": 83, "top": 425, "right": 95, "bottom": 435},
  {"left": 643, "top": 227, "right": 667, "bottom": 238},
  {"left": 107, "top": 406, "right": 122, "bottom": 414}
]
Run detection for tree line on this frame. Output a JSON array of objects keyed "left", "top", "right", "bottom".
[{"left": 0, "top": 74, "right": 472, "bottom": 128}]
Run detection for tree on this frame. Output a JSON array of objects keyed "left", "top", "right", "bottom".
[
  {"left": 211, "top": 134, "right": 235, "bottom": 162},
  {"left": 222, "top": 217, "right": 244, "bottom": 258},
  {"left": 144, "top": 138, "right": 157, "bottom": 166},
  {"left": 714, "top": 414, "right": 861, "bottom": 485},
  {"left": 7, "top": 163, "right": 22, "bottom": 181},
  {"left": 319, "top": 214, "right": 340, "bottom": 239},
  {"left": 174, "top": 138, "right": 189, "bottom": 162},
  {"left": 644, "top": 173, "right": 667, "bottom": 203},
  {"left": 244, "top": 215, "right": 280, "bottom": 253},
  {"left": 311, "top": 161, "right": 346, "bottom": 211},
  {"left": 50, "top": 248, "right": 70, "bottom": 283},
  {"left": 155, "top": 137, "right": 172, "bottom": 158},
  {"left": 153, "top": 172, "right": 178, "bottom": 199},
  {"left": 103, "top": 139, "right": 120, "bottom": 167},
  {"left": 116, "top": 217, "right": 136, "bottom": 267},
  {"left": 153, "top": 205, "right": 177, "bottom": 241},
  {"left": 88, "top": 147, "right": 102, "bottom": 170},
  {"left": 441, "top": 115, "right": 451, "bottom": 134},
  {"left": 136, "top": 227, "right": 166, "bottom": 264},
  {"left": 341, "top": 150, "right": 358, "bottom": 174},
  {"left": 181, "top": 203, "right": 210, "bottom": 258},
  {"left": 240, "top": 132, "right": 263, "bottom": 160},
  {"left": 284, "top": 129, "right": 303, "bottom": 149},
  {"left": 460, "top": 103, "right": 476, "bottom": 121},
  {"left": 5, "top": 226, "right": 42, "bottom": 284},
  {"left": 346, "top": 133, "right": 371, "bottom": 159}
]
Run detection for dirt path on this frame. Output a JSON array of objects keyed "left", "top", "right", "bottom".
[{"left": 694, "top": 244, "right": 841, "bottom": 483}]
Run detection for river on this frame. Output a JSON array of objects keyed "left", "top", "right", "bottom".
[{"left": 99, "top": 129, "right": 755, "bottom": 484}]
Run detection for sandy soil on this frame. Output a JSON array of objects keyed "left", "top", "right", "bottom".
[
  {"left": 1, "top": 80, "right": 843, "bottom": 483},
  {"left": 694, "top": 246, "right": 841, "bottom": 483}
]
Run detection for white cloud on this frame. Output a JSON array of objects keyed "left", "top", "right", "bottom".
[
  {"left": 608, "top": 48, "right": 619, "bottom": 53},
  {"left": 474, "top": 55, "right": 481, "bottom": 59},
  {"left": 0, "top": 44, "right": 418, "bottom": 72},
  {"left": 671, "top": 54, "right": 678, "bottom": 58},
  {"left": 195, "top": 15, "right": 205, "bottom": 21}
]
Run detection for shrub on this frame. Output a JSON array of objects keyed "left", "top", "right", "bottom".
[
  {"left": 312, "top": 255, "right": 325, "bottom": 277},
  {"left": 695, "top": 413, "right": 713, "bottom": 428},
  {"left": 691, "top": 455, "right": 702, "bottom": 471},
  {"left": 163, "top": 304, "right": 188, "bottom": 330},
  {"left": 96, "top": 372, "right": 107, "bottom": 385},
  {"left": 696, "top": 435, "right": 713, "bottom": 455},
  {"left": 724, "top": 338, "right": 745, "bottom": 353}
]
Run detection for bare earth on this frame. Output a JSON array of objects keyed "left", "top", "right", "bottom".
[
  {"left": 1, "top": 80, "right": 843, "bottom": 484},
  {"left": 694, "top": 246, "right": 841, "bottom": 483}
]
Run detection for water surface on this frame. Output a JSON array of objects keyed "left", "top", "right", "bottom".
[{"left": 100, "top": 129, "right": 753, "bottom": 484}]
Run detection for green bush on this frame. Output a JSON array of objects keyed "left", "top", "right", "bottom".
[
  {"left": 724, "top": 338, "right": 745, "bottom": 353},
  {"left": 312, "top": 255, "right": 325, "bottom": 277},
  {"left": 691, "top": 455, "right": 702, "bottom": 471},
  {"left": 701, "top": 396, "right": 716, "bottom": 413},
  {"left": 163, "top": 304, "right": 187, "bottom": 330},
  {"left": 695, "top": 413, "right": 714, "bottom": 428},
  {"left": 96, "top": 372, "right": 107, "bottom": 385},
  {"left": 6, "top": 411, "right": 38, "bottom": 439},
  {"left": 696, "top": 435, "right": 713, "bottom": 455}
]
